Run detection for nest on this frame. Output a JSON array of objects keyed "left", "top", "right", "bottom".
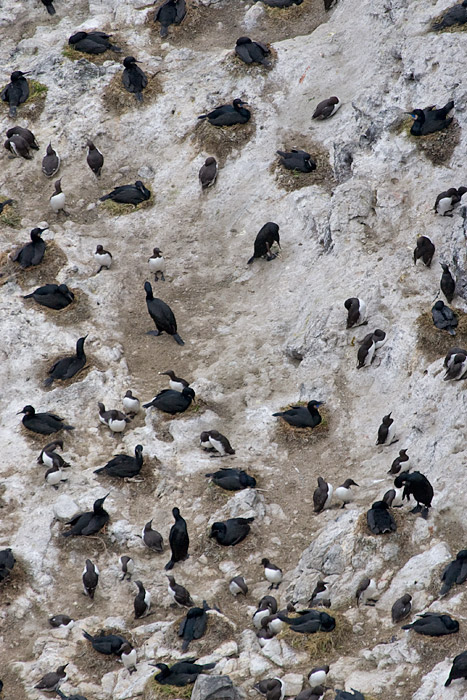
[
  {"left": 62, "top": 34, "right": 129, "bottom": 65},
  {"left": 1, "top": 241, "right": 68, "bottom": 291},
  {"left": 398, "top": 116, "right": 461, "bottom": 166},
  {"left": 100, "top": 190, "right": 155, "bottom": 216},
  {"left": 430, "top": 14, "right": 467, "bottom": 33},
  {"left": 103, "top": 72, "right": 162, "bottom": 115},
  {"left": 190, "top": 117, "right": 256, "bottom": 166},
  {"left": 278, "top": 609, "right": 352, "bottom": 660},
  {"left": 416, "top": 308, "right": 467, "bottom": 362},
  {"left": 22, "top": 287, "right": 91, "bottom": 327},
  {"left": 162, "top": 610, "right": 237, "bottom": 658},
  {"left": 0, "top": 80, "right": 48, "bottom": 120},
  {"left": 0, "top": 198, "right": 20, "bottom": 228},
  {"left": 143, "top": 678, "right": 192, "bottom": 700},
  {"left": 223, "top": 46, "right": 278, "bottom": 76},
  {"left": 274, "top": 402, "right": 329, "bottom": 444},
  {"left": 271, "top": 138, "right": 336, "bottom": 193}
]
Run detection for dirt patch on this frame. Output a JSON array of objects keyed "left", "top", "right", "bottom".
[
  {"left": 0, "top": 664, "right": 29, "bottom": 700},
  {"left": 190, "top": 117, "right": 256, "bottom": 166},
  {"left": 0, "top": 197, "right": 21, "bottom": 228},
  {"left": 102, "top": 71, "right": 162, "bottom": 115},
  {"left": 398, "top": 117, "right": 461, "bottom": 166},
  {"left": 0, "top": 79, "right": 48, "bottom": 121},
  {"left": 100, "top": 190, "right": 155, "bottom": 216},
  {"left": 416, "top": 308, "right": 467, "bottom": 362},
  {"left": 272, "top": 138, "right": 336, "bottom": 192}
]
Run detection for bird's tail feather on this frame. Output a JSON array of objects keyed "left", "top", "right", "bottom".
[
  {"left": 83, "top": 630, "right": 93, "bottom": 641},
  {"left": 164, "top": 559, "right": 174, "bottom": 571},
  {"left": 247, "top": 256, "right": 255, "bottom": 265},
  {"left": 63, "top": 425, "right": 75, "bottom": 431},
  {"left": 43, "top": 377, "right": 53, "bottom": 387}
]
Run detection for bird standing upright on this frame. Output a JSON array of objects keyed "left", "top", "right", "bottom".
[
  {"left": 165, "top": 507, "right": 189, "bottom": 570},
  {"left": 144, "top": 281, "right": 184, "bottom": 344},
  {"left": 1, "top": 70, "right": 30, "bottom": 117},
  {"left": 122, "top": 56, "right": 147, "bottom": 102}
]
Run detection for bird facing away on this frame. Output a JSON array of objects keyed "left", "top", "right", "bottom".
[
  {"left": 97, "top": 403, "right": 130, "bottom": 433},
  {"left": 86, "top": 140, "right": 104, "bottom": 176},
  {"left": 254, "top": 678, "right": 284, "bottom": 700},
  {"left": 134, "top": 580, "right": 151, "bottom": 617},
  {"left": 100, "top": 181, "right": 150, "bottom": 206},
  {"left": 94, "top": 245, "right": 112, "bottom": 273},
  {"left": 414, "top": 235, "right": 435, "bottom": 266},
  {"left": 394, "top": 471, "right": 434, "bottom": 518},
  {"left": 308, "top": 666, "right": 330, "bottom": 688},
  {"left": 18, "top": 405, "right": 74, "bottom": 435},
  {"left": 153, "top": 659, "right": 216, "bottom": 687},
  {"left": 34, "top": 665, "right": 68, "bottom": 692},
  {"left": 50, "top": 179, "right": 66, "bottom": 214},
  {"left": 391, "top": 593, "right": 412, "bottom": 623},
  {"left": 24, "top": 283, "right": 74, "bottom": 310},
  {"left": 167, "top": 575, "right": 194, "bottom": 607},
  {"left": 376, "top": 413, "right": 396, "bottom": 445},
  {"left": 165, "top": 507, "right": 189, "bottom": 570},
  {"left": 209, "top": 517, "right": 254, "bottom": 546},
  {"left": 273, "top": 400, "right": 324, "bottom": 428},
  {"left": 440, "top": 263, "right": 456, "bottom": 302},
  {"left": 356, "top": 577, "right": 378, "bottom": 606},
  {"left": 443, "top": 352, "right": 467, "bottom": 381},
  {"left": 148, "top": 248, "right": 165, "bottom": 281},
  {"left": 94, "top": 444, "right": 144, "bottom": 478},
  {"left": 312, "top": 96, "right": 340, "bottom": 119},
  {"left": 62, "top": 494, "right": 109, "bottom": 537},
  {"left": 402, "top": 612, "right": 459, "bottom": 636},
  {"left": 235, "top": 37, "right": 271, "bottom": 66},
  {"left": 408, "top": 101, "right": 454, "bottom": 135},
  {"left": 261, "top": 558, "right": 283, "bottom": 589},
  {"left": 313, "top": 477, "right": 333, "bottom": 513},
  {"left": 122, "top": 56, "right": 148, "bottom": 102},
  {"left": 11, "top": 227, "right": 47, "bottom": 269},
  {"left": 155, "top": 0, "right": 187, "bottom": 37},
  {"left": 248, "top": 222, "right": 281, "bottom": 264},
  {"left": 178, "top": 601, "right": 209, "bottom": 651},
  {"left": 366, "top": 497, "right": 397, "bottom": 535},
  {"left": 344, "top": 297, "right": 367, "bottom": 328},
  {"left": 69, "top": 31, "right": 121, "bottom": 54},
  {"left": 276, "top": 149, "right": 316, "bottom": 172},
  {"left": 205, "top": 467, "right": 256, "bottom": 491},
  {"left": 1, "top": 70, "right": 30, "bottom": 117},
  {"left": 142, "top": 519, "right": 164, "bottom": 552},
  {"left": 144, "top": 281, "right": 184, "bottom": 344},
  {"left": 439, "top": 550, "right": 467, "bottom": 597},
  {"left": 143, "top": 387, "right": 195, "bottom": 414},
  {"left": 433, "top": 1, "right": 467, "bottom": 31},
  {"left": 42, "top": 143, "right": 60, "bottom": 177},
  {"left": 229, "top": 575, "right": 248, "bottom": 596},
  {"left": 432, "top": 300, "right": 457, "bottom": 335},
  {"left": 199, "top": 157, "right": 218, "bottom": 189},
  {"left": 199, "top": 99, "right": 251, "bottom": 126},
  {"left": 82, "top": 559, "right": 99, "bottom": 599},
  {"left": 44, "top": 335, "right": 87, "bottom": 387},
  {"left": 445, "top": 649, "right": 467, "bottom": 687}
]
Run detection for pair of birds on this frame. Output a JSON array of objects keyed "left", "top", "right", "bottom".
[
  {"left": 313, "top": 477, "right": 359, "bottom": 512},
  {"left": 4, "top": 124, "right": 38, "bottom": 159},
  {"left": 366, "top": 472, "right": 434, "bottom": 534},
  {"left": 434, "top": 186, "right": 467, "bottom": 215}
]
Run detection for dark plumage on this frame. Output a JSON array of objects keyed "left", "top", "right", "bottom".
[
  {"left": 408, "top": 101, "right": 454, "bottom": 136},
  {"left": 56, "top": 691, "right": 89, "bottom": 700},
  {"left": 155, "top": 0, "right": 187, "bottom": 37},
  {"left": 34, "top": 665, "right": 68, "bottom": 692},
  {"left": 142, "top": 520, "right": 164, "bottom": 552},
  {"left": 4, "top": 134, "right": 32, "bottom": 159},
  {"left": 83, "top": 630, "right": 129, "bottom": 655},
  {"left": 144, "top": 281, "right": 184, "bottom": 345},
  {"left": 209, "top": 517, "right": 254, "bottom": 546},
  {"left": 247, "top": 222, "right": 281, "bottom": 264},
  {"left": 445, "top": 649, "right": 467, "bottom": 687},
  {"left": 134, "top": 580, "right": 151, "bottom": 618},
  {"left": 376, "top": 412, "right": 395, "bottom": 445},
  {"left": 388, "top": 449, "right": 409, "bottom": 475},
  {"left": 344, "top": 297, "right": 366, "bottom": 328},
  {"left": 440, "top": 550, "right": 467, "bottom": 597},
  {"left": 68, "top": 31, "right": 121, "bottom": 54},
  {"left": 49, "top": 614, "right": 73, "bottom": 628},
  {"left": 82, "top": 559, "right": 99, "bottom": 599},
  {"left": 394, "top": 471, "right": 434, "bottom": 518},
  {"left": 254, "top": 679, "right": 284, "bottom": 700},
  {"left": 153, "top": 659, "right": 215, "bottom": 686},
  {"left": 334, "top": 691, "right": 365, "bottom": 700},
  {"left": 18, "top": 405, "right": 74, "bottom": 435},
  {"left": 391, "top": 594, "right": 412, "bottom": 623},
  {"left": 434, "top": 188, "right": 459, "bottom": 216},
  {"left": 6, "top": 126, "right": 38, "bottom": 149},
  {"left": 235, "top": 37, "right": 271, "bottom": 66},
  {"left": 295, "top": 687, "right": 325, "bottom": 700},
  {"left": 256, "top": 0, "right": 303, "bottom": 5},
  {"left": 200, "top": 430, "right": 235, "bottom": 456},
  {"left": 414, "top": 235, "right": 435, "bottom": 266},
  {"left": 94, "top": 445, "right": 143, "bottom": 478},
  {"left": 440, "top": 263, "right": 455, "bottom": 302},
  {"left": 42, "top": 143, "right": 60, "bottom": 177},
  {"left": 144, "top": 387, "right": 194, "bottom": 414},
  {"left": 44, "top": 336, "right": 87, "bottom": 386},
  {"left": 86, "top": 140, "right": 104, "bottom": 177},
  {"left": 433, "top": 0, "right": 467, "bottom": 30},
  {"left": 199, "top": 157, "right": 218, "bottom": 189},
  {"left": 11, "top": 227, "right": 47, "bottom": 269},
  {"left": 402, "top": 613, "right": 459, "bottom": 636},
  {"left": 205, "top": 468, "right": 256, "bottom": 491},
  {"left": 432, "top": 300, "right": 457, "bottom": 335},
  {"left": 312, "top": 96, "right": 340, "bottom": 119},
  {"left": 62, "top": 495, "right": 109, "bottom": 537},
  {"left": 278, "top": 609, "right": 336, "bottom": 633},
  {"left": 100, "top": 180, "right": 150, "bottom": 206},
  {"left": 178, "top": 601, "right": 209, "bottom": 651},
  {"left": 0, "top": 548, "right": 15, "bottom": 582},
  {"left": 122, "top": 56, "right": 148, "bottom": 102},
  {"left": 1, "top": 70, "right": 30, "bottom": 117},
  {"left": 276, "top": 149, "right": 316, "bottom": 172},
  {"left": 165, "top": 507, "right": 189, "bottom": 570},
  {"left": 273, "top": 400, "right": 324, "bottom": 428},
  {"left": 23, "top": 283, "right": 74, "bottom": 310},
  {"left": 198, "top": 98, "right": 251, "bottom": 126},
  {"left": 41, "top": 0, "right": 56, "bottom": 15},
  {"left": 366, "top": 499, "right": 397, "bottom": 535},
  {"left": 168, "top": 575, "right": 194, "bottom": 607}
]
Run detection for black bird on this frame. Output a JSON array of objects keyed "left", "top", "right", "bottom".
[
  {"left": 0, "top": 548, "right": 15, "bottom": 582},
  {"left": 312, "top": 96, "right": 340, "bottom": 119},
  {"left": 34, "top": 665, "right": 68, "bottom": 692},
  {"left": 68, "top": 31, "right": 121, "bottom": 54},
  {"left": 295, "top": 688, "right": 325, "bottom": 700},
  {"left": 366, "top": 497, "right": 397, "bottom": 535},
  {"left": 4, "top": 134, "right": 32, "bottom": 159},
  {"left": 49, "top": 614, "right": 73, "bottom": 628},
  {"left": 134, "top": 580, "right": 151, "bottom": 618},
  {"left": 209, "top": 517, "right": 254, "bottom": 546},
  {"left": 62, "top": 495, "right": 109, "bottom": 537},
  {"left": 247, "top": 222, "right": 281, "bottom": 264},
  {"left": 413, "top": 235, "right": 435, "bottom": 266},
  {"left": 198, "top": 99, "right": 251, "bottom": 126},
  {"left": 167, "top": 575, "right": 194, "bottom": 607},
  {"left": 41, "top": 0, "right": 56, "bottom": 14},
  {"left": 402, "top": 612, "right": 459, "bottom": 636},
  {"left": 178, "top": 601, "right": 209, "bottom": 651},
  {"left": 122, "top": 56, "right": 148, "bottom": 102},
  {"left": 205, "top": 468, "right": 256, "bottom": 491},
  {"left": 440, "top": 550, "right": 467, "bottom": 597},
  {"left": 42, "top": 143, "right": 60, "bottom": 177},
  {"left": 1, "top": 70, "right": 30, "bottom": 117},
  {"left": 23, "top": 283, "right": 74, "bottom": 310},
  {"left": 6, "top": 125, "right": 39, "bottom": 149},
  {"left": 100, "top": 181, "right": 150, "bottom": 206},
  {"left": 444, "top": 352, "right": 467, "bottom": 380},
  {"left": 276, "top": 149, "right": 316, "bottom": 172},
  {"left": 11, "top": 227, "right": 47, "bottom": 268},
  {"left": 56, "top": 691, "right": 89, "bottom": 700},
  {"left": 44, "top": 336, "right": 87, "bottom": 386},
  {"left": 165, "top": 507, "right": 189, "bottom": 570},
  {"left": 94, "top": 445, "right": 144, "bottom": 478},
  {"left": 153, "top": 659, "right": 215, "bottom": 686},
  {"left": 376, "top": 412, "right": 395, "bottom": 445},
  {"left": 394, "top": 471, "right": 434, "bottom": 518},
  {"left": 445, "top": 650, "right": 467, "bottom": 687},
  {"left": 18, "top": 405, "right": 74, "bottom": 435},
  {"left": 273, "top": 400, "right": 324, "bottom": 428},
  {"left": 82, "top": 559, "right": 99, "bottom": 599},
  {"left": 155, "top": 0, "right": 187, "bottom": 37},
  {"left": 433, "top": 0, "right": 467, "bottom": 30},
  {"left": 408, "top": 101, "right": 454, "bottom": 136},
  {"left": 388, "top": 449, "right": 409, "bottom": 475},
  {"left": 278, "top": 609, "right": 336, "bottom": 633},
  {"left": 199, "top": 157, "right": 218, "bottom": 189},
  {"left": 235, "top": 37, "right": 271, "bottom": 66},
  {"left": 432, "top": 300, "right": 457, "bottom": 335},
  {"left": 334, "top": 691, "right": 365, "bottom": 700},
  {"left": 143, "top": 387, "right": 194, "bottom": 414},
  {"left": 391, "top": 594, "right": 412, "bottom": 623},
  {"left": 440, "top": 263, "right": 456, "bottom": 302},
  {"left": 86, "top": 140, "right": 104, "bottom": 177},
  {"left": 142, "top": 520, "right": 164, "bottom": 552},
  {"left": 255, "top": 0, "right": 303, "bottom": 5},
  {"left": 83, "top": 630, "right": 129, "bottom": 655},
  {"left": 344, "top": 297, "right": 367, "bottom": 328},
  {"left": 0, "top": 199, "right": 13, "bottom": 214},
  {"left": 144, "top": 281, "right": 184, "bottom": 345}
]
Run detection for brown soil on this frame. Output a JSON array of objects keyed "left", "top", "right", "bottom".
[{"left": 189, "top": 117, "right": 256, "bottom": 166}]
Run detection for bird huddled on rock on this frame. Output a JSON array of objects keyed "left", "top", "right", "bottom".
[
  {"left": 42, "top": 143, "right": 60, "bottom": 177},
  {"left": 445, "top": 649, "right": 467, "bottom": 687},
  {"left": 155, "top": 0, "right": 187, "bottom": 37},
  {"left": 83, "top": 630, "right": 129, "bottom": 655},
  {"left": 134, "top": 580, "right": 151, "bottom": 618},
  {"left": 434, "top": 188, "right": 461, "bottom": 216},
  {"left": 44, "top": 336, "right": 87, "bottom": 386},
  {"left": 24, "top": 283, "right": 74, "bottom": 310},
  {"left": 413, "top": 236, "right": 435, "bottom": 266},
  {"left": 376, "top": 413, "right": 396, "bottom": 445},
  {"left": 199, "top": 99, "right": 251, "bottom": 126},
  {"left": 200, "top": 430, "right": 235, "bottom": 456},
  {"left": 11, "top": 227, "right": 47, "bottom": 268},
  {"left": 210, "top": 517, "right": 254, "bottom": 546},
  {"left": 439, "top": 550, "right": 467, "bottom": 597},
  {"left": 98, "top": 403, "right": 130, "bottom": 434},
  {"left": 199, "top": 157, "right": 218, "bottom": 189},
  {"left": 273, "top": 400, "right": 324, "bottom": 428},
  {"left": 432, "top": 300, "right": 457, "bottom": 335},
  {"left": 335, "top": 479, "right": 358, "bottom": 507},
  {"left": 276, "top": 149, "right": 316, "bottom": 172},
  {"left": 235, "top": 37, "right": 271, "bottom": 66},
  {"left": 94, "top": 245, "right": 112, "bottom": 273},
  {"left": 100, "top": 181, "right": 150, "bottom": 206},
  {"left": 388, "top": 449, "right": 410, "bottom": 475},
  {"left": 344, "top": 297, "right": 367, "bottom": 327},
  {"left": 82, "top": 559, "right": 99, "bottom": 599},
  {"left": 312, "top": 96, "right": 340, "bottom": 119},
  {"left": 34, "top": 665, "right": 68, "bottom": 692},
  {"left": 440, "top": 263, "right": 456, "bottom": 302},
  {"left": 205, "top": 467, "right": 256, "bottom": 490},
  {"left": 4, "top": 133, "right": 33, "bottom": 159},
  {"left": 1, "top": 70, "right": 30, "bottom": 117},
  {"left": 86, "top": 140, "right": 104, "bottom": 177},
  {"left": 408, "top": 100, "right": 454, "bottom": 135},
  {"left": 313, "top": 476, "right": 333, "bottom": 513},
  {"left": 62, "top": 495, "right": 109, "bottom": 537},
  {"left": 278, "top": 608, "right": 336, "bottom": 633},
  {"left": 167, "top": 575, "right": 193, "bottom": 607},
  {"left": 356, "top": 577, "right": 378, "bottom": 606},
  {"left": 142, "top": 519, "right": 164, "bottom": 553},
  {"left": 402, "top": 612, "right": 459, "bottom": 636},
  {"left": 261, "top": 558, "right": 283, "bottom": 589},
  {"left": 68, "top": 31, "right": 121, "bottom": 54},
  {"left": 367, "top": 493, "right": 397, "bottom": 535},
  {"left": 247, "top": 222, "right": 281, "bottom": 264},
  {"left": 391, "top": 593, "right": 412, "bottom": 623}
]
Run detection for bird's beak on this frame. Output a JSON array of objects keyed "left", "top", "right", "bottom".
[{"left": 16, "top": 409, "right": 24, "bottom": 414}]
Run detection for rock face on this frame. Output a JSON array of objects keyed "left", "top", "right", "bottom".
[{"left": 1, "top": 0, "right": 467, "bottom": 699}]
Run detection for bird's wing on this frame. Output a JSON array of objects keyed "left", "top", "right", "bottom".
[
  {"left": 235, "top": 45, "right": 253, "bottom": 63},
  {"left": 122, "top": 70, "right": 132, "bottom": 91}
]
